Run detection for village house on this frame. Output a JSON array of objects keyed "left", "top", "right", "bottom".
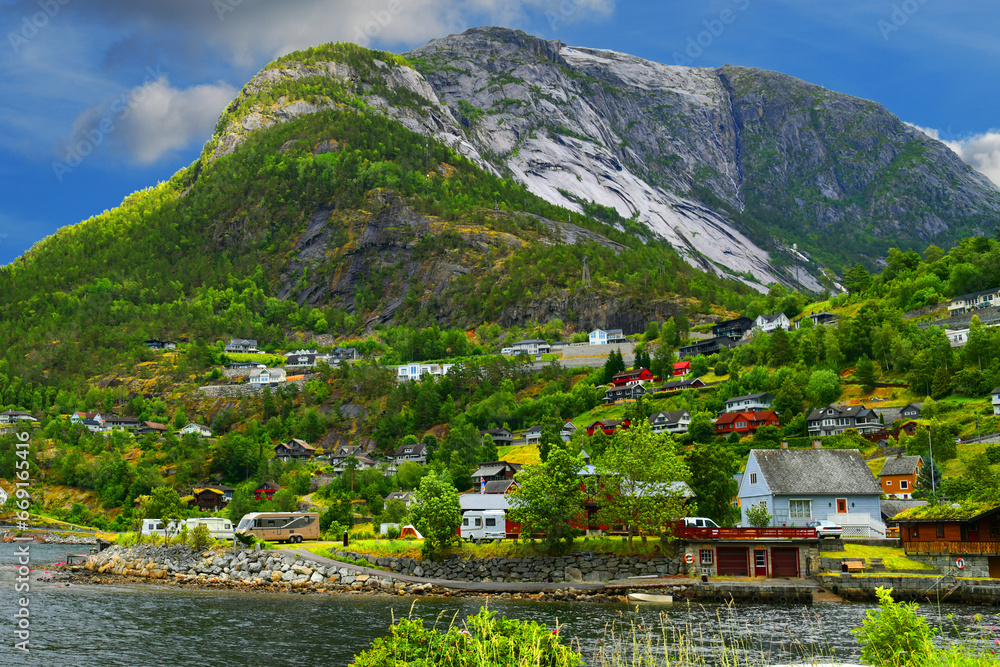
[
  {"left": 992, "top": 387, "right": 1000, "bottom": 416},
  {"left": 481, "top": 428, "right": 513, "bottom": 447},
  {"left": 559, "top": 421, "right": 577, "bottom": 442},
  {"left": 712, "top": 317, "right": 754, "bottom": 340},
  {"left": 179, "top": 423, "right": 212, "bottom": 438},
  {"left": 189, "top": 484, "right": 234, "bottom": 511},
  {"left": 738, "top": 443, "right": 885, "bottom": 536},
  {"left": 225, "top": 338, "right": 259, "bottom": 354},
  {"left": 795, "top": 312, "right": 837, "bottom": 328},
  {"left": 896, "top": 503, "right": 1000, "bottom": 578},
  {"left": 70, "top": 411, "right": 103, "bottom": 425},
  {"left": 672, "top": 361, "right": 690, "bottom": 377},
  {"left": 396, "top": 363, "right": 454, "bottom": 382},
  {"left": 724, "top": 392, "right": 774, "bottom": 413},
  {"left": 602, "top": 383, "right": 648, "bottom": 404},
  {"left": 329, "top": 346, "right": 359, "bottom": 363},
  {"left": 879, "top": 454, "right": 923, "bottom": 499},
  {"left": 103, "top": 415, "right": 140, "bottom": 431},
  {"left": 714, "top": 410, "right": 780, "bottom": 437},
  {"left": 947, "top": 286, "right": 1000, "bottom": 315},
  {"left": 656, "top": 378, "right": 706, "bottom": 393},
  {"left": 274, "top": 439, "right": 316, "bottom": 462},
  {"left": 0, "top": 410, "right": 36, "bottom": 425},
  {"left": 225, "top": 361, "right": 265, "bottom": 371},
  {"left": 284, "top": 351, "right": 332, "bottom": 370},
  {"left": 394, "top": 441, "right": 427, "bottom": 465},
  {"left": 329, "top": 443, "right": 369, "bottom": 468},
  {"left": 524, "top": 424, "right": 542, "bottom": 445},
  {"left": 807, "top": 404, "right": 882, "bottom": 436},
  {"left": 678, "top": 336, "right": 737, "bottom": 358},
  {"left": 81, "top": 418, "right": 106, "bottom": 433},
  {"left": 249, "top": 368, "right": 287, "bottom": 386},
  {"left": 254, "top": 481, "right": 281, "bottom": 501},
  {"left": 589, "top": 328, "right": 626, "bottom": 345},
  {"left": 470, "top": 461, "right": 520, "bottom": 494},
  {"left": 611, "top": 368, "right": 655, "bottom": 387},
  {"left": 754, "top": 313, "right": 791, "bottom": 333},
  {"left": 648, "top": 410, "right": 691, "bottom": 435},
  {"left": 385, "top": 491, "right": 416, "bottom": 507},
  {"left": 144, "top": 339, "right": 177, "bottom": 351},
  {"left": 136, "top": 421, "right": 168, "bottom": 436},
  {"left": 585, "top": 418, "right": 630, "bottom": 436},
  {"left": 510, "top": 339, "right": 551, "bottom": 356}
]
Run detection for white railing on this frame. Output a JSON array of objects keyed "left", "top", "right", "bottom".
[{"left": 827, "top": 512, "right": 886, "bottom": 538}]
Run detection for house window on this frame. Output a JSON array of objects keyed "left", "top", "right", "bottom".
[
  {"left": 789, "top": 499, "right": 812, "bottom": 519},
  {"left": 990, "top": 519, "right": 1000, "bottom": 539},
  {"left": 749, "top": 472, "right": 758, "bottom": 485},
  {"left": 900, "top": 480, "right": 909, "bottom": 490},
  {"left": 700, "top": 549, "right": 713, "bottom": 565},
  {"left": 886, "top": 480, "right": 892, "bottom": 486},
  {"left": 912, "top": 524, "right": 919, "bottom": 539},
  {"left": 935, "top": 523, "right": 944, "bottom": 539}
]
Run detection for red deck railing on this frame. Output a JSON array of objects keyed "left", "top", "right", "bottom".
[{"left": 673, "top": 526, "right": 818, "bottom": 540}]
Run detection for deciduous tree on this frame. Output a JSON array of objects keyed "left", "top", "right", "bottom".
[{"left": 508, "top": 442, "right": 584, "bottom": 554}]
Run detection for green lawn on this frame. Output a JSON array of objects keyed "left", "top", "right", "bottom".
[
  {"left": 819, "top": 544, "right": 933, "bottom": 571},
  {"left": 327, "top": 535, "right": 674, "bottom": 561},
  {"left": 497, "top": 444, "right": 540, "bottom": 465}
]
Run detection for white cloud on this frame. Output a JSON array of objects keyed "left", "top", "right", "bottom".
[
  {"left": 58, "top": 75, "right": 237, "bottom": 166},
  {"left": 908, "top": 124, "right": 1000, "bottom": 189}
]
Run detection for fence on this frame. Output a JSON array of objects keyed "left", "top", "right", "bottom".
[{"left": 828, "top": 512, "right": 886, "bottom": 538}]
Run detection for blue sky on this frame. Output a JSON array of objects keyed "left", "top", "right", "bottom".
[{"left": 1, "top": 0, "right": 997, "bottom": 265}]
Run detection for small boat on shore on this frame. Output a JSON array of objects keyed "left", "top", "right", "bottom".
[{"left": 627, "top": 593, "right": 673, "bottom": 604}]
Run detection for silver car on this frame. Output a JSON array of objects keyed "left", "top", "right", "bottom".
[{"left": 806, "top": 519, "right": 843, "bottom": 538}]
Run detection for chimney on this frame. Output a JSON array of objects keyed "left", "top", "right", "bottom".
[
  {"left": 780, "top": 441, "right": 788, "bottom": 450},
  {"left": 812, "top": 440, "right": 822, "bottom": 449}
]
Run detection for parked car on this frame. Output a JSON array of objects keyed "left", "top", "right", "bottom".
[
  {"left": 682, "top": 517, "right": 720, "bottom": 529},
  {"left": 806, "top": 519, "right": 843, "bottom": 538}
]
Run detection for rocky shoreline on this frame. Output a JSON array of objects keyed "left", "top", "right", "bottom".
[
  {"left": 74, "top": 543, "right": 634, "bottom": 602},
  {"left": 0, "top": 529, "right": 98, "bottom": 545}
]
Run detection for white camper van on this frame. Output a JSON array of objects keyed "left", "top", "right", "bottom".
[
  {"left": 140, "top": 518, "right": 184, "bottom": 538},
  {"left": 460, "top": 510, "right": 506, "bottom": 543},
  {"left": 186, "top": 517, "right": 236, "bottom": 540}
]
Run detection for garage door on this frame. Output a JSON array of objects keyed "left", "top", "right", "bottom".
[
  {"left": 989, "top": 557, "right": 1000, "bottom": 579},
  {"left": 771, "top": 548, "right": 799, "bottom": 578},
  {"left": 717, "top": 547, "right": 750, "bottom": 576}
]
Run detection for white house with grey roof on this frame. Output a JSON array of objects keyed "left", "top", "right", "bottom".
[
  {"left": 807, "top": 405, "right": 881, "bottom": 436},
  {"left": 738, "top": 444, "right": 885, "bottom": 536},
  {"left": 510, "top": 339, "right": 551, "bottom": 356},
  {"left": 724, "top": 392, "right": 773, "bottom": 413},
  {"left": 589, "top": 328, "right": 626, "bottom": 345},
  {"left": 753, "top": 313, "right": 790, "bottom": 333}
]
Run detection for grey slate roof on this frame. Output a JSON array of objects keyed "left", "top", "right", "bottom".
[
  {"left": 806, "top": 404, "right": 878, "bottom": 421},
  {"left": 752, "top": 448, "right": 881, "bottom": 495},
  {"left": 880, "top": 455, "right": 922, "bottom": 476},
  {"left": 649, "top": 410, "right": 689, "bottom": 424},
  {"left": 881, "top": 499, "right": 928, "bottom": 520},
  {"left": 459, "top": 494, "right": 510, "bottom": 511},
  {"left": 471, "top": 464, "right": 506, "bottom": 478},
  {"left": 484, "top": 480, "right": 515, "bottom": 494},
  {"left": 725, "top": 392, "right": 773, "bottom": 404}
]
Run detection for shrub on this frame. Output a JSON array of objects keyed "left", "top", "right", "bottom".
[
  {"left": 852, "top": 587, "right": 935, "bottom": 666},
  {"left": 985, "top": 445, "right": 1000, "bottom": 465},
  {"left": 191, "top": 524, "right": 212, "bottom": 551},
  {"left": 386, "top": 526, "right": 401, "bottom": 540},
  {"left": 745, "top": 502, "right": 772, "bottom": 528},
  {"left": 352, "top": 608, "right": 580, "bottom": 667}
]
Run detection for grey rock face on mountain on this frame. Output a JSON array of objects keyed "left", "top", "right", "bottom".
[{"left": 408, "top": 27, "right": 1000, "bottom": 281}]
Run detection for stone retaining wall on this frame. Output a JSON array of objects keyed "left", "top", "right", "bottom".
[
  {"left": 331, "top": 550, "right": 684, "bottom": 583},
  {"left": 819, "top": 573, "right": 1000, "bottom": 605},
  {"left": 197, "top": 378, "right": 309, "bottom": 398}
]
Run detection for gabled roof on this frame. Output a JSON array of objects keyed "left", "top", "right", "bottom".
[
  {"left": 757, "top": 313, "right": 786, "bottom": 323},
  {"left": 483, "top": 428, "right": 512, "bottom": 437},
  {"left": 658, "top": 378, "right": 705, "bottom": 390},
  {"left": 394, "top": 442, "right": 427, "bottom": 457},
  {"left": 749, "top": 448, "right": 881, "bottom": 495},
  {"left": 525, "top": 424, "right": 542, "bottom": 434},
  {"left": 459, "top": 493, "right": 510, "bottom": 511},
  {"left": 806, "top": 404, "right": 878, "bottom": 421},
  {"left": 880, "top": 455, "right": 922, "bottom": 476},
  {"left": 256, "top": 481, "right": 281, "bottom": 491},
  {"left": 279, "top": 438, "right": 315, "bottom": 451},
  {"left": 952, "top": 286, "right": 1000, "bottom": 301},
  {"left": 513, "top": 338, "right": 548, "bottom": 346},
  {"left": 471, "top": 464, "right": 507, "bottom": 478},
  {"left": 484, "top": 480, "right": 515, "bottom": 494},
  {"left": 386, "top": 491, "right": 414, "bottom": 502},
  {"left": 649, "top": 410, "right": 689, "bottom": 424},
  {"left": 725, "top": 392, "right": 773, "bottom": 404},
  {"left": 881, "top": 499, "right": 928, "bottom": 520}
]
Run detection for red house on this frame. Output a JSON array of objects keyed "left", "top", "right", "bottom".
[
  {"left": 254, "top": 481, "right": 281, "bottom": 501},
  {"left": 672, "top": 361, "right": 690, "bottom": 377},
  {"left": 586, "top": 418, "right": 631, "bottom": 436},
  {"left": 714, "top": 410, "right": 780, "bottom": 436},
  {"left": 611, "top": 369, "right": 655, "bottom": 387}
]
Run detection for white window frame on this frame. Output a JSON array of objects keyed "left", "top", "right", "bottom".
[
  {"left": 788, "top": 499, "right": 812, "bottom": 520},
  {"left": 900, "top": 480, "right": 909, "bottom": 489}
]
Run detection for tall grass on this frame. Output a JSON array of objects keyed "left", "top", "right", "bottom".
[{"left": 334, "top": 535, "right": 673, "bottom": 560}]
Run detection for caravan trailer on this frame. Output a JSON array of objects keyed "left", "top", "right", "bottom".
[
  {"left": 140, "top": 518, "right": 184, "bottom": 538},
  {"left": 186, "top": 517, "right": 236, "bottom": 540},
  {"left": 460, "top": 510, "right": 506, "bottom": 543},
  {"left": 235, "top": 511, "right": 320, "bottom": 543}
]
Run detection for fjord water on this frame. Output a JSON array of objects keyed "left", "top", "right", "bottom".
[{"left": 2, "top": 544, "right": 997, "bottom": 666}]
